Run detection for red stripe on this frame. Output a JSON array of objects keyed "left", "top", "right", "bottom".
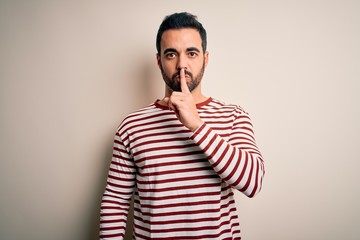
[
  {"left": 119, "top": 111, "right": 175, "bottom": 133},
  {"left": 221, "top": 148, "right": 239, "bottom": 181},
  {"left": 99, "top": 232, "right": 124, "bottom": 238},
  {"left": 207, "top": 136, "right": 224, "bottom": 162},
  {"left": 100, "top": 219, "right": 126, "bottom": 224},
  {"left": 232, "top": 150, "right": 247, "bottom": 187},
  {"left": 127, "top": 122, "right": 183, "bottom": 140},
  {"left": 203, "top": 133, "right": 217, "bottom": 153},
  {"left": 137, "top": 219, "right": 237, "bottom": 233},
  {"left": 129, "top": 129, "right": 189, "bottom": 144},
  {"left": 228, "top": 136, "right": 257, "bottom": 145},
  {"left": 140, "top": 158, "right": 207, "bottom": 170},
  {"left": 109, "top": 160, "right": 133, "bottom": 168},
  {"left": 135, "top": 150, "right": 204, "bottom": 164},
  {"left": 139, "top": 166, "right": 213, "bottom": 177},
  {"left": 133, "top": 204, "right": 236, "bottom": 218},
  {"left": 132, "top": 136, "right": 189, "bottom": 149},
  {"left": 133, "top": 223, "right": 240, "bottom": 239},
  {"left": 134, "top": 190, "right": 221, "bottom": 201},
  {"left": 107, "top": 181, "right": 134, "bottom": 189},
  {"left": 137, "top": 182, "right": 220, "bottom": 193},
  {"left": 101, "top": 194, "right": 130, "bottom": 202},
  {"left": 133, "top": 212, "right": 238, "bottom": 225},
  {"left": 239, "top": 153, "right": 254, "bottom": 192},
  {"left": 100, "top": 212, "right": 128, "bottom": 217},
  {"left": 249, "top": 159, "right": 260, "bottom": 198},
  {"left": 133, "top": 143, "right": 196, "bottom": 156},
  {"left": 136, "top": 174, "right": 219, "bottom": 185},
  {"left": 108, "top": 168, "right": 136, "bottom": 176}
]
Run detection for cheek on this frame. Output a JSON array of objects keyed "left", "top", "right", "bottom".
[
  {"left": 162, "top": 61, "right": 176, "bottom": 73},
  {"left": 192, "top": 61, "right": 204, "bottom": 72}
]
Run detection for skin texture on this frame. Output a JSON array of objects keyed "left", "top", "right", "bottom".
[{"left": 156, "top": 28, "right": 209, "bottom": 132}]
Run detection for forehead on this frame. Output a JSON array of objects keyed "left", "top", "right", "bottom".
[{"left": 160, "top": 28, "right": 202, "bottom": 52}]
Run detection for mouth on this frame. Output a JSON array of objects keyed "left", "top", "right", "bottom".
[
  {"left": 175, "top": 74, "right": 191, "bottom": 81},
  {"left": 173, "top": 69, "right": 192, "bottom": 80}
]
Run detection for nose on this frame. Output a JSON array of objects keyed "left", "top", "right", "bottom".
[{"left": 177, "top": 53, "right": 188, "bottom": 70}]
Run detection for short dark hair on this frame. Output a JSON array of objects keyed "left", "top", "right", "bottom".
[{"left": 156, "top": 12, "right": 207, "bottom": 54}]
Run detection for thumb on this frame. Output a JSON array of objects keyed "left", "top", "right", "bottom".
[
  {"left": 162, "top": 97, "right": 176, "bottom": 111},
  {"left": 163, "top": 97, "right": 170, "bottom": 104}
]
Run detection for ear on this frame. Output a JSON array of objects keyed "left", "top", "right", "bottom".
[
  {"left": 204, "top": 51, "right": 209, "bottom": 67},
  {"left": 156, "top": 53, "right": 161, "bottom": 68}
]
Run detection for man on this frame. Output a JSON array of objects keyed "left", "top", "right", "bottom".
[{"left": 100, "top": 12, "right": 265, "bottom": 240}]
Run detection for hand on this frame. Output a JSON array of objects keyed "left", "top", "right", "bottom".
[{"left": 163, "top": 68, "right": 203, "bottom": 132}]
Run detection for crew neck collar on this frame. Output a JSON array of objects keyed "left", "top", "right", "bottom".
[{"left": 154, "top": 97, "right": 213, "bottom": 110}]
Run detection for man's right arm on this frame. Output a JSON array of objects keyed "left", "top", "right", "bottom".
[{"left": 100, "top": 131, "right": 136, "bottom": 239}]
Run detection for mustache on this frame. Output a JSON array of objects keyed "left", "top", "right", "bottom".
[{"left": 172, "top": 69, "right": 193, "bottom": 80}]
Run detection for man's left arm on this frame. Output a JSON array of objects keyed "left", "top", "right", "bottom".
[{"left": 190, "top": 110, "right": 265, "bottom": 198}]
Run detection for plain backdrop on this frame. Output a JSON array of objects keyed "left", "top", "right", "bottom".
[{"left": 1, "top": 1, "right": 359, "bottom": 239}]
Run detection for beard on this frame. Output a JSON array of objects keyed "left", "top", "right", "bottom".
[{"left": 160, "top": 62, "right": 206, "bottom": 92}]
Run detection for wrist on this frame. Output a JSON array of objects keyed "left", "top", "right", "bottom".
[{"left": 189, "top": 120, "right": 204, "bottom": 132}]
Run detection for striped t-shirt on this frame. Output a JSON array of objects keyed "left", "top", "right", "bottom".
[{"left": 100, "top": 97, "right": 265, "bottom": 240}]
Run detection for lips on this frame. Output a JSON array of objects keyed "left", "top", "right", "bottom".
[
  {"left": 175, "top": 75, "right": 188, "bottom": 78},
  {"left": 174, "top": 74, "right": 191, "bottom": 81},
  {"left": 173, "top": 69, "right": 193, "bottom": 80}
]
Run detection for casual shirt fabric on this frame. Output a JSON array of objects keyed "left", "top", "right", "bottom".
[{"left": 100, "top": 97, "right": 265, "bottom": 240}]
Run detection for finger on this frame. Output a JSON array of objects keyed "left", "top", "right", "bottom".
[
  {"left": 163, "top": 97, "right": 176, "bottom": 111},
  {"left": 163, "top": 97, "right": 170, "bottom": 105},
  {"left": 180, "top": 68, "right": 190, "bottom": 94}
]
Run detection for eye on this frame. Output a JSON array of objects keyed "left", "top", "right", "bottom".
[
  {"left": 188, "top": 52, "right": 198, "bottom": 58},
  {"left": 165, "top": 53, "right": 176, "bottom": 59}
]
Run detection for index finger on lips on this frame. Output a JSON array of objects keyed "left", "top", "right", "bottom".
[{"left": 180, "top": 68, "right": 190, "bottom": 94}]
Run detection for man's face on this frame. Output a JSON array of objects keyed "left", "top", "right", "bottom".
[{"left": 157, "top": 28, "right": 208, "bottom": 92}]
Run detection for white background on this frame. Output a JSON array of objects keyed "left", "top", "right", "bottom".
[{"left": 0, "top": 1, "right": 359, "bottom": 239}]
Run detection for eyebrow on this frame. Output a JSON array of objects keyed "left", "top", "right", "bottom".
[
  {"left": 186, "top": 47, "right": 200, "bottom": 53},
  {"left": 163, "top": 48, "right": 177, "bottom": 55},
  {"left": 163, "top": 47, "right": 201, "bottom": 55}
]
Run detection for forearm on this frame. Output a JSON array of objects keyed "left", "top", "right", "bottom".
[
  {"left": 100, "top": 187, "right": 132, "bottom": 239},
  {"left": 190, "top": 122, "right": 265, "bottom": 197}
]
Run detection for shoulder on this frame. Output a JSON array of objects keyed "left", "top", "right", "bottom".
[
  {"left": 208, "top": 98, "right": 248, "bottom": 115},
  {"left": 116, "top": 103, "right": 160, "bottom": 133}
]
